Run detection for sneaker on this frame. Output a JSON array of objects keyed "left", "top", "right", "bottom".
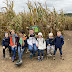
[
  {"left": 19, "top": 60, "right": 23, "bottom": 64},
  {"left": 49, "top": 54, "right": 52, "bottom": 56},
  {"left": 41, "top": 56, "right": 43, "bottom": 61},
  {"left": 9, "top": 57, "right": 11, "bottom": 59},
  {"left": 12, "top": 56, "right": 14, "bottom": 62},
  {"left": 33, "top": 54, "right": 35, "bottom": 57},
  {"left": 38, "top": 56, "right": 40, "bottom": 61},
  {"left": 3, "top": 54, "right": 5, "bottom": 58},
  {"left": 29, "top": 53, "right": 33, "bottom": 59},
  {"left": 14, "top": 56, "right": 16, "bottom": 60},
  {"left": 15, "top": 60, "right": 20, "bottom": 65},
  {"left": 53, "top": 56, "right": 55, "bottom": 60},
  {"left": 60, "top": 55, "right": 64, "bottom": 60}
]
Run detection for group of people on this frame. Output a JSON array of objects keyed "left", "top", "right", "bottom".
[{"left": 2, "top": 28, "right": 64, "bottom": 65}]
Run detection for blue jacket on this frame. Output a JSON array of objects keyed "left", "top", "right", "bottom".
[
  {"left": 54, "top": 35, "right": 64, "bottom": 48},
  {"left": 46, "top": 37, "right": 54, "bottom": 46},
  {"left": 2, "top": 37, "right": 10, "bottom": 47}
]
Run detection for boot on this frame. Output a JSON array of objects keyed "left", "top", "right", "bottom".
[
  {"left": 53, "top": 55, "right": 55, "bottom": 60},
  {"left": 41, "top": 56, "right": 43, "bottom": 61},
  {"left": 38, "top": 56, "right": 40, "bottom": 61},
  {"left": 60, "top": 55, "right": 64, "bottom": 60},
  {"left": 3, "top": 54, "right": 5, "bottom": 58}
]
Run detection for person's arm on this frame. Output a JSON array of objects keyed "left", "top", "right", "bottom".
[
  {"left": 43, "top": 39, "right": 46, "bottom": 49},
  {"left": 61, "top": 38, "right": 64, "bottom": 46},
  {"left": 2, "top": 39, "right": 5, "bottom": 49},
  {"left": 54, "top": 37, "right": 56, "bottom": 45},
  {"left": 46, "top": 37, "right": 49, "bottom": 45},
  {"left": 2, "top": 39, "right": 5, "bottom": 46}
]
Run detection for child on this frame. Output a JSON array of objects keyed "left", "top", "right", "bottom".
[
  {"left": 53, "top": 31, "right": 64, "bottom": 60},
  {"left": 27, "top": 29, "right": 38, "bottom": 59},
  {"left": 37, "top": 32, "right": 46, "bottom": 61},
  {"left": 15, "top": 31, "right": 27, "bottom": 65},
  {"left": 2, "top": 32, "right": 11, "bottom": 58},
  {"left": 10, "top": 30, "right": 18, "bottom": 62},
  {"left": 46, "top": 33, "right": 54, "bottom": 56}
]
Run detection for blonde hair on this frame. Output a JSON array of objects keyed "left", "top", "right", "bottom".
[
  {"left": 11, "top": 29, "right": 15, "bottom": 32},
  {"left": 57, "top": 31, "right": 61, "bottom": 34},
  {"left": 49, "top": 33, "right": 53, "bottom": 37}
]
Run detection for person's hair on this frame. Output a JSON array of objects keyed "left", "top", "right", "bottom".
[
  {"left": 19, "top": 30, "right": 25, "bottom": 34},
  {"left": 29, "top": 28, "right": 34, "bottom": 31},
  {"left": 57, "top": 31, "right": 61, "bottom": 34},
  {"left": 4, "top": 32, "right": 8, "bottom": 36},
  {"left": 11, "top": 29, "right": 15, "bottom": 32}
]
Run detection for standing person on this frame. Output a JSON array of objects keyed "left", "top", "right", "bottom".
[
  {"left": 46, "top": 33, "right": 54, "bottom": 56},
  {"left": 37, "top": 32, "right": 46, "bottom": 61},
  {"left": 27, "top": 29, "right": 38, "bottom": 59},
  {"left": 10, "top": 30, "right": 18, "bottom": 62},
  {"left": 15, "top": 31, "right": 27, "bottom": 65},
  {"left": 2, "top": 32, "right": 11, "bottom": 58},
  {"left": 53, "top": 31, "right": 64, "bottom": 60}
]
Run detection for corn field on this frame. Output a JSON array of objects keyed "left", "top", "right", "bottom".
[{"left": 0, "top": 0, "right": 72, "bottom": 43}]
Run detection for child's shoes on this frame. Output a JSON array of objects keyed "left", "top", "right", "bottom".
[
  {"left": 12, "top": 56, "right": 14, "bottom": 62},
  {"left": 38, "top": 56, "right": 40, "bottom": 61},
  {"left": 29, "top": 53, "right": 33, "bottom": 59},
  {"left": 3, "top": 54, "right": 5, "bottom": 58},
  {"left": 53, "top": 55, "right": 55, "bottom": 60},
  {"left": 60, "top": 55, "right": 64, "bottom": 60},
  {"left": 41, "top": 56, "right": 43, "bottom": 61}
]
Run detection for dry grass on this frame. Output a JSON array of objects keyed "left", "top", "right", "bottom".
[{"left": 0, "top": 0, "right": 72, "bottom": 42}]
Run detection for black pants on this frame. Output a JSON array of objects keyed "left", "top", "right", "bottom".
[
  {"left": 3, "top": 46, "right": 11, "bottom": 55},
  {"left": 53, "top": 47, "right": 62, "bottom": 55}
]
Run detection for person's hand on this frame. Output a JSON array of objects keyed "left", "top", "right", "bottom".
[
  {"left": 12, "top": 45, "right": 14, "bottom": 48},
  {"left": 3, "top": 46, "right": 5, "bottom": 49},
  {"left": 36, "top": 45, "right": 38, "bottom": 47},
  {"left": 48, "top": 44, "right": 50, "bottom": 46},
  {"left": 9, "top": 44, "right": 11, "bottom": 46},
  {"left": 32, "top": 45, "right": 33, "bottom": 47},
  {"left": 15, "top": 45, "right": 17, "bottom": 47},
  {"left": 21, "top": 48, "right": 23, "bottom": 52}
]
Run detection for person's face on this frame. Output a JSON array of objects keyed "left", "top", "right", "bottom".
[
  {"left": 29, "top": 30, "right": 34, "bottom": 35},
  {"left": 19, "top": 33, "right": 23, "bottom": 37},
  {"left": 57, "top": 32, "right": 61, "bottom": 37},
  {"left": 11, "top": 30, "right": 15, "bottom": 35},
  {"left": 49, "top": 36, "right": 53, "bottom": 39},
  {"left": 5, "top": 33, "right": 8, "bottom": 38},
  {"left": 39, "top": 35, "right": 42, "bottom": 38}
]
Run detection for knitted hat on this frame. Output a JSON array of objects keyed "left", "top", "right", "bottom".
[{"left": 38, "top": 32, "right": 43, "bottom": 37}]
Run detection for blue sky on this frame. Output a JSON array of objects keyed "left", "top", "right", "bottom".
[{"left": 0, "top": 0, "right": 72, "bottom": 14}]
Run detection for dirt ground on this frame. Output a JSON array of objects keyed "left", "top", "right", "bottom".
[{"left": 0, "top": 30, "right": 72, "bottom": 72}]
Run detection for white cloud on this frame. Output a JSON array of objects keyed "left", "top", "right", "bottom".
[{"left": 0, "top": 0, "right": 72, "bottom": 13}]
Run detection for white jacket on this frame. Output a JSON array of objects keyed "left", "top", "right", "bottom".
[
  {"left": 37, "top": 38, "right": 46, "bottom": 50},
  {"left": 27, "top": 37, "right": 38, "bottom": 46}
]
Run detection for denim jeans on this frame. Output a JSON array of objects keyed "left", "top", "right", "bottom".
[
  {"left": 11, "top": 47, "right": 17, "bottom": 57},
  {"left": 18, "top": 46, "right": 25, "bottom": 60},
  {"left": 28, "top": 44, "right": 38, "bottom": 55},
  {"left": 38, "top": 49, "right": 43, "bottom": 56},
  {"left": 53, "top": 47, "right": 62, "bottom": 55}
]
